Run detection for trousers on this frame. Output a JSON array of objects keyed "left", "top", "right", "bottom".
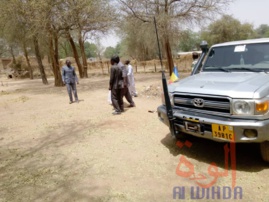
[
  {"left": 111, "top": 88, "right": 123, "bottom": 112},
  {"left": 121, "top": 86, "right": 135, "bottom": 105},
  {"left": 66, "top": 82, "right": 78, "bottom": 102}
]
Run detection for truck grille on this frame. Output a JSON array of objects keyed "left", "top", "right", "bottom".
[{"left": 173, "top": 94, "right": 231, "bottom": 116}]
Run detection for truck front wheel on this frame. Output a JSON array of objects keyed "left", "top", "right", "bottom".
[{"left": 260, "top": 141, "right": 269, "bottom": 162}]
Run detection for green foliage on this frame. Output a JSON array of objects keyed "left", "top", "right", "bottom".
[
  {"left": 201, "top": 15, "right": 255, "bottom": 46},
  {"left": 58, "top": 40, "right": 98, "bottom": 59},
  {"left": 10, "top": 55, "right": 25, "bottom": 70},
  {"left": 115, "top": 43, "right": 121, "bottom": 56},
  {"left": 0, "top": 38, "right": 8, "bottom": 57},
  {"left": 58, "top": 40, "right": 72, "bottom": 58},
  {"left": 102, "top": 42, "right": 124, "bottom": 59},
  {"left": 255, "top": 24, "right": 269, "bottom": 38},
  {"left": 178, "top": 30, "right": 201, "bottom": 52},
  {"left": 104, "top": 46, "right": 117, "bottom": 59},
  {"left": 84, "top": 42, "right": 97, "bottom": 58},
  {"left": 120, "top": 18, "right": 158, "bottom": 60}
]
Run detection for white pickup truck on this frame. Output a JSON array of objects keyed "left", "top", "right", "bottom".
[{"left": 158, "top": 38, "right": 269, "bottom": 162}]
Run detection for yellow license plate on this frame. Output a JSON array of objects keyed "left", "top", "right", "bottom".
[{"left": 212, "top": 124, "right": 234, "bottom": 141}]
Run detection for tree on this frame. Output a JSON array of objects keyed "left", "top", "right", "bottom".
[
  {"left": 0, "top": 0, "right": 116, "bottom": 85},
  {"left": 0, "top": 0, "right": 37, "bottom": 80},
  {"left": 118, "top": 0, "right": 233, "bottom": 75},
  {"left": 33, "top": 34, "right": 48, "bottom": 85},
  {"left": 66, "top": 31, "right": 84, "bottom": 78},
  {"left": 3, "top": 0, "right": 55, "bottom": 85},
  {"left": 84, "top": 42, "right": 97, "bottom": 58},
  {"left": 0, "top": 39, "right": 8, "bottom": 57},
  {"left": 61, "top": 0, "right": 117, "bottom": 78},
  {"left": 0, "top": 0, "right": 49, "bottom": 84},
  {"left": 201, "top": 15, "right": 255, "bottom": 46},
  {"left": 255, "top": 24, "right": 269, "bottom": 38},
  {"left": 104, "top": 46, "right": 117, "bottom": 59},
  {"left": 178, "top": 30, "right": 201, "bottom": 52},
  {"left": 115, "top": 43, "right": 122, "bottom": 56},
  {"left": 59, "top": 40, "right": 73, "bottom": 58},
  {"left": 95, "top": 40, "right": 105, "bottom": 74}
]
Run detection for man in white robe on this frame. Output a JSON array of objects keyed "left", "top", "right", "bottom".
[{"left": 125, "top": 60, "right": 138, "bottom": 97}]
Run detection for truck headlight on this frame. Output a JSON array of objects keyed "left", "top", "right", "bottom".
[
  {"left": 161, "top": 91, "right": 174, "bottom": 106},
  {"left": 232, "top": 99, "right": 269, "bottom": 115},
  {"left": 233, "top": 100, "right": 253, "bottom": 115}
]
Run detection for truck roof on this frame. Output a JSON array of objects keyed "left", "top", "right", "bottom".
[{"left": 212, "top": 38, "right": 269, "bottom": 47}]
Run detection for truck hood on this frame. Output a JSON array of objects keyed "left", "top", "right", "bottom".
[{"left": 173, "top": 72, "right": 269, "bottom": 98}]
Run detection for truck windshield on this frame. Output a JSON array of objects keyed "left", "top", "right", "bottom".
[{"left": 203, "top": 43, "right": 269, "bottom": 72}]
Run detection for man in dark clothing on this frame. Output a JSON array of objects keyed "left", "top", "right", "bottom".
[
  {"left": 109, "top": 56, "right": 124, "bottom": 115},
  {"left": 61, "top": 60, "right": 79, "bottom": 104},
  {"left": 114, "top": 56, "right": 135, "bottom": 108}
]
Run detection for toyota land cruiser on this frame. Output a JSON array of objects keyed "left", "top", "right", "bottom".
[{"left": 158, "top": 38, "right": 269, "bottom": 162}]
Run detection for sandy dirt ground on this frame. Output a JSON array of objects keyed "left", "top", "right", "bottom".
[{"left": 0, "top": 73, "right": 269, "bottom": 202}]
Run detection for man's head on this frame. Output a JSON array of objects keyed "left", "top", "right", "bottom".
[
  {"left": 125, "top": 60, "right": 130, "bottom": 65},
  {"left": 66, "top": 60, "right": 71, "bottom": 67},
  {"left": 192, "top": 52, "right": 199, "bottom": 60},
  {"left": 111, "top": 56, "right": 120, "bottom": 65},
  {"left": 114, "top": 56, "right": 120, "bottom": 64}
]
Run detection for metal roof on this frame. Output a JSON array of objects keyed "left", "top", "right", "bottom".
[{"left": 212, "top": 38, "right": 269, "bottom": 47}]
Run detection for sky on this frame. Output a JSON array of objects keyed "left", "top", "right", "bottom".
[
  {"left": 99, "top": 33, "right": 120, "bottom": 49},
  {"left": 100, "top": 0, "right": 269, "bottom": 48},
  {"left": 227, "top": 0, "right": 269, "bottom": 28}
]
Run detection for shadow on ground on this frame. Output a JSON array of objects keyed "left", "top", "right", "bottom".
[
  {"left": 161, "top": 133, "right": 267, "bottom": 172},
  {"left": 0, "top": 120, "right": 108, "bottom": 202}
]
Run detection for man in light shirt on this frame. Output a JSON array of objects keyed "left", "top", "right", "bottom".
[{"left": 125, "top": 60, "right": 138, "bottom": 97}]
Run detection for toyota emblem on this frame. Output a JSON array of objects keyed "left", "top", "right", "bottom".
[{"left": 192, "top": 98, "right": 205, "bottom": 108}]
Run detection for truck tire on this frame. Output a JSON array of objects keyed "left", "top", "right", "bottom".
[{"left": 260, "top": 141, "right": 269, "bottom": 162}]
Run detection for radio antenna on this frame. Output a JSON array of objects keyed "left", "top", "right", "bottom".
[
  {"left": 154, "top": 17, "right": 163, "bottom": 71},
  {"left": 153, "top": 16, "right": 177, "bottom": 138}
]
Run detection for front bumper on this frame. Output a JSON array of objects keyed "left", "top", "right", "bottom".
[{"left": 157, "top": 105, "right": 269, "bottom": 143}]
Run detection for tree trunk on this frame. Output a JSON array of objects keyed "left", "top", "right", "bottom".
[
  {"left": 49, "top": 33, "right": 64, "bottom": 86},
  {"left": 78, "top": 33, "right": 88, "bottom": 78},
  {"left": 67, "top": 32, "right": 83, "bottom": 78},
  {"left": 164, "top": 36, "right": 174, "bottom": 75},
  {"left": 98, "top": 54, "right": 104, "bottom": 74},
  {"left": 164, "top": 0, "right": 174, "bottom": 75},
  {"left": 22, "top": 42, "right": 33, "bottom": 79},
  {"left": 33, "top": 35, "right": 48, "bottom": 85},
  {"left": 10, "top": 46, "right": 17, "bottom": 64}
]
